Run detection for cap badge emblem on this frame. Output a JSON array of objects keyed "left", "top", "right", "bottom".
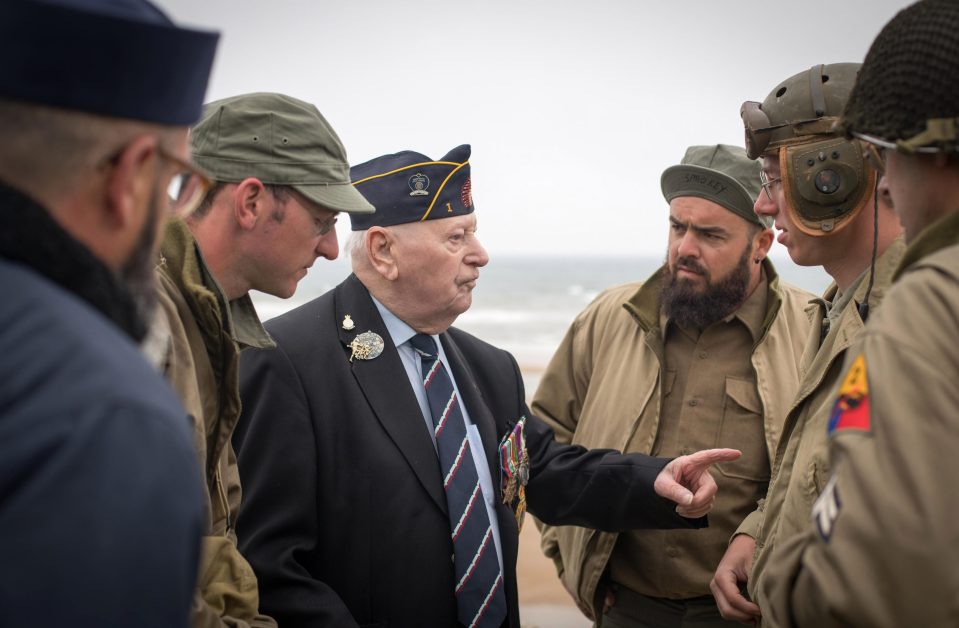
[{"left": 409, "top": 173, "right": 430, "bottom": 196}]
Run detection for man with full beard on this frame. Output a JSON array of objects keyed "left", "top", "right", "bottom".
[
  {"left": 534, "top": 144, "right": 813, "bottom": 627},
  {"left": 0, "top": 0, "right": 218, "bottom": 626}
]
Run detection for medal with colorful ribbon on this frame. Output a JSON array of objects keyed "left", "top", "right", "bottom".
[{"left": 499, "top": 416, "right": 529, "bottom": 530}]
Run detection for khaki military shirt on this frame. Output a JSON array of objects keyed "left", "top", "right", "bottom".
[
  {"left": 760, "top": 212, "right": 959, "bottom": 627},
  {"left": 611, "top": 274, "right": 770, "bottom": 598},
  {"left": 738, "top": 238, "right": 906, "bottom": 612},
  {"left": 532, "top": 261, "right": 813, "bottom": 619}
]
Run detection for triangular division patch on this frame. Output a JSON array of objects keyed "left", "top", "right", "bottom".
[{"left": 828, "top": 353, "right": 872, "bottom": 434}]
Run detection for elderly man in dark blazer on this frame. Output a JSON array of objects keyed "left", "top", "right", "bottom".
[{"left": 234, "top": 145, "right": 739, "bottom": 628}]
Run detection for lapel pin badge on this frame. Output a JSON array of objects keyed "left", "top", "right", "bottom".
[
  {"left": 348, "top": 331, "right": 384, "bottom": 362},
  {"left": 341, "top": 314, "right": 355, "bottom": 331}
]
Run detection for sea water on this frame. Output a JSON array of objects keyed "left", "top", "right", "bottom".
[{"left": 250, "top": 254, "right": 830, "bottom": 394}]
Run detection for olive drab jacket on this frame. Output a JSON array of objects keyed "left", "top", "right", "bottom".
[
  {"left": 533, "top": 260, "right": 812, "bottom": 619},
  {"left": 739, "top": 238, "right": 905, "bottom": 612},
  {"left": 760, "top": 213, "right": 959, "bottom": 628},
  {"left": 155, "top": 220, "right": 278, "bottom": 628}
]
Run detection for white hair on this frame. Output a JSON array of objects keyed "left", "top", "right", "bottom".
[{"left": 346, "top": 229, "right": 369, "bottom": 268}]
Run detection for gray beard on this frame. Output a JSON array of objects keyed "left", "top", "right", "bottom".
[{"left": 660, "top": 245, "right": 752, "bottom": 330}]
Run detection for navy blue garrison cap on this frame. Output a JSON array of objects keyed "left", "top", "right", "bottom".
[
  {"left": 349, "top": 144, "right": 473, "bottom": 231},
  {"left": 0, "top": 0, "right": 219, "bottom": 125}
]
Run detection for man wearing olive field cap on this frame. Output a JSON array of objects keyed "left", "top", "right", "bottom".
[
  {"left": 153, "top": 92, "right": 374, "bottom": 628},
  {"left": 534, "top": 145, "right": 813, "bottom": 627}
]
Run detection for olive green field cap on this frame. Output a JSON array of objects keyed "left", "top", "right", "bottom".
[
  {"left": 190, "top": 92, "right": 375, "bottom": 214},
  {"left": 660, "top": 144, "right": 767, "bottom": 227}
]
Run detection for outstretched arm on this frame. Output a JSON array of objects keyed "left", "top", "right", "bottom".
[{"left": 655, "top": 448, "right": 742, "bottom": 518}]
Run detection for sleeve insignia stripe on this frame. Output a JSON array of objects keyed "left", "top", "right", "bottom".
[
  {"left": 828, "top": 353, "right": 872, "bottom": 435},
  {"left": 812, "top": 473, "right": 841, "bottom": 541}
]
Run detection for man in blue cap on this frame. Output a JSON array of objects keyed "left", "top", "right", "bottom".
[
  {"left": 0, "top": 1, "right": 217, "bottom": 626},
  {"left": 234, "top": 145, "right": 740, "bottom": 628}
]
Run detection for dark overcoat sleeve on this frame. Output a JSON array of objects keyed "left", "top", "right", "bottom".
[
  {"left": 450, "top": 330, "right": 705, "bottom": 532},
  {"left": 234, "top": 338, "right": 360, "bottom": 628}
]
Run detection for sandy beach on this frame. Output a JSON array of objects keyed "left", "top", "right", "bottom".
[
  {"left": 515, "top": 365, "right": 592, "bottom": 628},
  {"left": 517, "top": 523, "right": 592, "bottom": 628}
]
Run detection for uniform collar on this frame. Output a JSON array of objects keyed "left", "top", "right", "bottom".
[
  {"left": 625, "top": 258, "right": 781, "bottom": 344},
  {"left": 0, "top": 179, "right": 146, "bottom": 340},
  {"left": 159, "top": 219, "right": 274, "bottom": 350},
  {"left": 371, "top": 294, "right": 419, "bottom": 349},
  {"left": 730, "top": 268, "right": 768, "bottom": 344},
  {"left": 894, "top": 211, "right": 959, "bottom": 280},
  {"left": 195, "top": 246, "right": 274, "bottom": 350}
]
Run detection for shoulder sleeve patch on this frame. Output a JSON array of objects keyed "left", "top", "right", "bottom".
[{"left": 828, "top": 353, "right": 872, "bottom": 435}]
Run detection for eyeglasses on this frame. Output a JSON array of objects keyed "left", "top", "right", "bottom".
[
  {"left": 160, "top": 147, "right": 213, "bottom": 218},
  {"left": 279, "top": 187, "right": 338, "bottom": 236},
  {"left": 308, "top": 212, "right": 338, "bottom": 237},
  {"left": 98, "top": 143, "right": 212, "bottom": 219},
  {"left": 759, "top": 169, "right": 782, "bottom": 199},
  {"left": 852, "top": 130, "right": 949, "bottom": 179}
]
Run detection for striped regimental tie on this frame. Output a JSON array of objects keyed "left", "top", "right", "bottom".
[{"left": 409, "top": 333, "right": 507, "bottom": 628}]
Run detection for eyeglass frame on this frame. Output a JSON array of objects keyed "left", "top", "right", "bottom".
[
  {"left": 272, "top": 186, "right": 339, "bottom": 237},
  {"left": 851, "top": 131, "right": 947, "bottom": 177},
  {"left": 98, "top": 142, "right": 212, "bottom": 219},
  {"left": 159, "top": 147, "right": 213, "bottom": 218},
  {"left": 759, "top": 169, "right": 782, "bottom": 200}
]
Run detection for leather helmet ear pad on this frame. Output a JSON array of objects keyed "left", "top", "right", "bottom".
[{"left": 780, "top": 139, "right": 876, "bottom": 237}]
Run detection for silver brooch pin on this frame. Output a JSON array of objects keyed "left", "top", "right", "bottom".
[
  {"left": 341, "top": 314, "right": 355, "bottom": 331},
  {"left": 349, "top": 331, "right": 384, "bottom": 362}
]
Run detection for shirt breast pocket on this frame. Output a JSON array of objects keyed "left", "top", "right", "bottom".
[{"left": 715, "top": 376, "right": 770, "bottom": 482}]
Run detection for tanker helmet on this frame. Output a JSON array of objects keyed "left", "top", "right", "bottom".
[{"left": 742, "top": 63, "right": 877, "bottom": 237}]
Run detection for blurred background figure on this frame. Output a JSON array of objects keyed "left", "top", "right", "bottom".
[{"left": 0, "top": 0, "right": 217, "bottom": 626}]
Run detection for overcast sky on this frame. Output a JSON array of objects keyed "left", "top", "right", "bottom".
[{"left": 160, "top": 0, "right": 912, "bottom": 258}]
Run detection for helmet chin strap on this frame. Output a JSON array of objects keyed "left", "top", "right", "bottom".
[{"left": 857, "top": 176, "right": 880, "bottom": 322}]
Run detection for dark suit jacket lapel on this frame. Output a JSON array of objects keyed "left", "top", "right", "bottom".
[
  {"left": 334, "top": 274, "right": 447, "bottom": 516},
  {"left": 441, "top": 332, "right": 501, "bottom": 494}
]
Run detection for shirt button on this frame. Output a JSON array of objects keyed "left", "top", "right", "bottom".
[
  {"left": 666, "top": 547, "right": 680, "bottom": 558},
  {"left": 688, "top": 398, "right": 699, "bottom": 407},
  {"left": 699, "top": 351, "right": 708, "bottom": 359},
  {"left": 451, "top": 554, "right": 455, "bottom": 564}
]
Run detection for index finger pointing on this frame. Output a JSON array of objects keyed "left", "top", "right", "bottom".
[{"left": 685, "top": 448, "right": 742, "bottom": 468}]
